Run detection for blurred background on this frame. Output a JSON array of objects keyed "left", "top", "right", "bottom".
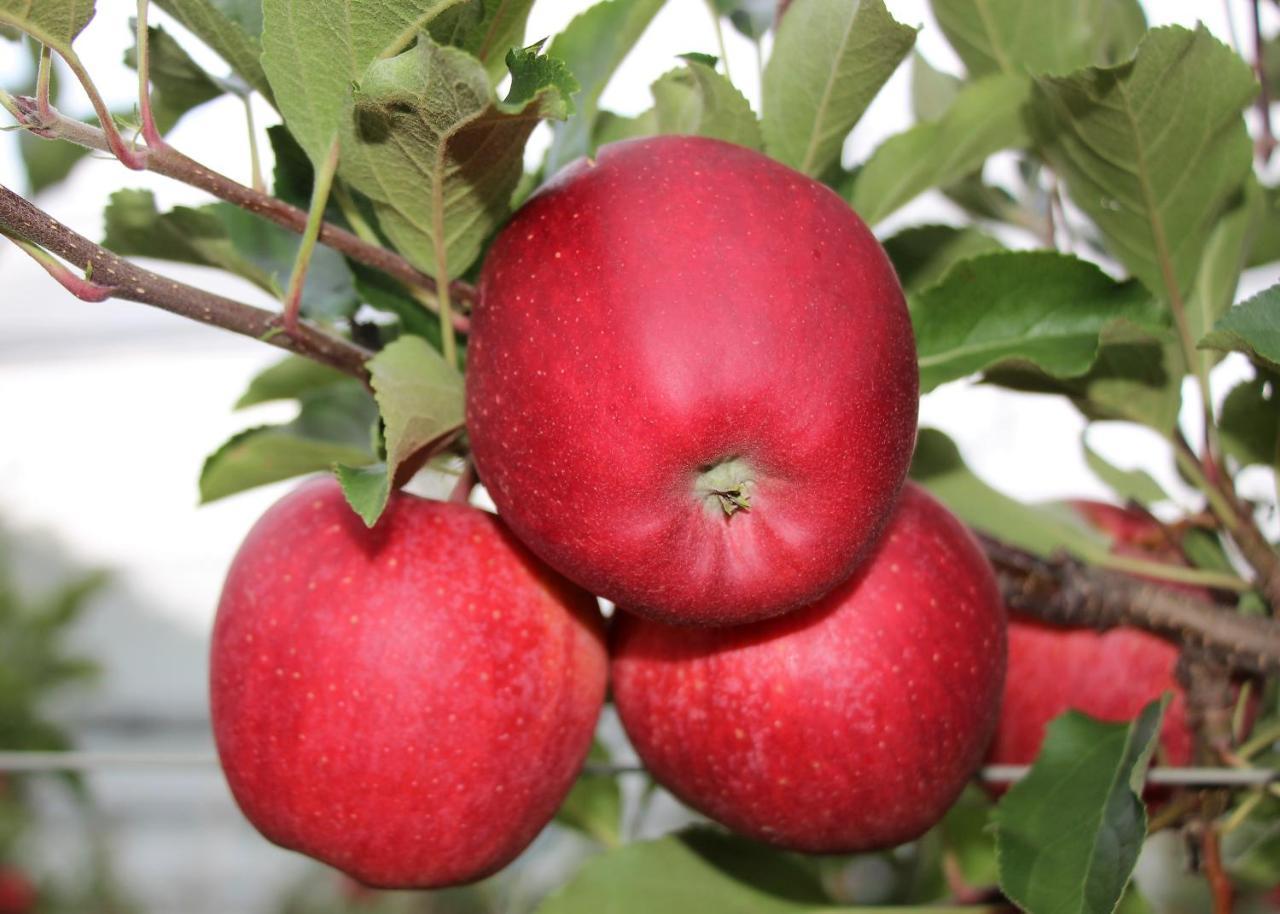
[{"left": 0, "top": 1, "right": 1277, "bottom": 911}]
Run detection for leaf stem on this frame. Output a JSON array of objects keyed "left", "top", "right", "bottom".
[
  {"left": 282, "top": 136, "right": 341, "bottom": 331},
  {"left": 242, "top": 96, "right": 265, "bottom": 193},
  {"left": 0, "top": 182, "right": 373, "bottom": 380},
  {"left": 0, "top": 229, "right": 115, "bottom": 301},
  {"left": 3, "top": 98, "right": 477, "bottom": 321},
  {"left": 35, "top": 43, "right": 53, "bottom": 121},
  {"left": 705, "top": 2, "right": 732, "bottom": 82},
  {"left": 1251, "top": 0, "right": 1277, "bottom": 163},
  {"left": 1086, "top": 550, "right": 1251, "bottom": 593},
  {"left": 57, "top": 47, "right": 147, "bottom": 170},
  {"left": 332, "top": 181, "right": 380, "bottom": 247},
  {"left": 0, "top": 86, "right": 22, "bottom": 121},
  {"left": 135, "top": 0, "right": 164, "bottom": 147}
]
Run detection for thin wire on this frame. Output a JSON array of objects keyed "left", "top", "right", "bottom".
[{"left": 0, "top": 753, "right": 1274, "bottom": 787}]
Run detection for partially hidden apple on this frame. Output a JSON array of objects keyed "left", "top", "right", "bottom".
[
  {"left": 988, "top": 500, "right": 1198, "bottom": 773},
  {"left": 210, "top": 478, "right": 608, "bottom": 888},
  {"left": 467, "top": 135, "right": 918, "bottom": 626},
  {"left": 0, "top": 867, "right": 34, "bottom": 914},
  {"left": 610, "top": 483, "right": 1006, "bottom": 852}
]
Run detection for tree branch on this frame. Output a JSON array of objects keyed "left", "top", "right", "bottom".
[
  {"left": 0, "top": 183, "right": 373, "bottom": 381},
  {"left": 6, "top": 97, "right": 476, "bottom": 327},
  {"left": 981, "top": 535, "right": 1280, "bottom": 677}
]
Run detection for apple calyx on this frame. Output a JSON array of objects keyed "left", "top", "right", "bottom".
[{"left": 696, "top": 459, "right": 754, "bottom": 517}]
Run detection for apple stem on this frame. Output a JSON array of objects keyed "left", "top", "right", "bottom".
[{"left": 449, "top": 462, "right": 477, "bottom": 505}]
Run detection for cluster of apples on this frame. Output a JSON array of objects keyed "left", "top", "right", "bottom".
[{"left": 209, "top": 137, "right": 1011, "bottom": 888}]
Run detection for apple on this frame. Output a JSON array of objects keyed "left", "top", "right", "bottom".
[
  {"left": 0, "top": 867, "right": 34, "bottom": 914},
  {"left": 610, "top": 483, "right": 1006, "bottom": 852},
  {"left": 210, "top": 478, "right": 608, "bottom": 888},
  {"left": 466, "top": 135, "right": 918, "bottom": 626},
  {"left": 988, "top": 500, "right": 1198, "bottom": 774}
]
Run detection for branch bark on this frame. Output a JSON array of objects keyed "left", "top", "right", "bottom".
[
  {"left": 8, "top": 96, "right": 476, "bottom": 327},
  {"left": 0, "top": 183, "right": 374, "bottom": 381},
  {"left": 982, "top": 535, "right": 1280, "bottom": 677}
]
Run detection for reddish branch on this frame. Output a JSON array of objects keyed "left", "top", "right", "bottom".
[
  {"left": 982, "top": 535, "right": 1280, "bottom": 677},
  {"left": 8, "top": 96, "right": 476, "bottom": 325},
  {"left": 0, "top": 183, "right": 373, "bottom": 380},
  {"left": 1252, "top": 0, "right": 1277, "bottom": 163}
]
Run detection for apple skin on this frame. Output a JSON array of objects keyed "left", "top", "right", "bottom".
[
  {"left": 210, "top": 478, "right": 608, "bottom": 888},
  {"left": 988, "top": 500, "right": 1196, "bottom": 774},
  {"left": 610, "top": 484, "right": 1006, "bottom": 852},
  {"left": 466, "top": 135, "right": 918, "bottom": 626},
  {"left": 0, "top": 867, "right": 34, "bottom": 914}
]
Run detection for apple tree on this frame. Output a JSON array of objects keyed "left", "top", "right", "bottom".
[{"left": 1, "top": 0, "right": 1279, "bottom": 912}]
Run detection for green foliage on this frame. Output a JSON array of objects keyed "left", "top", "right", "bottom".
[
  {"left": 536, "top": 828, "right": 840, "bottom": 914},
  {"left": 912, "top": 252, "right": 1166, "bottom": 393},
  {"left": 1034, "top": 26, "right": 1256, "bottom": 298},
  {"left": 336, "top": 335, "right": 465, "bottom": 524},
  {"left": 995, "top": 701, "right": 1165, "bottom": 914},
  {"left": 852, "top": 73, "right": 1030, "bottom": 225},
  {"left": 0, "top": 0, "right": 94, "bottom": 48},
  {"left": 650, "top": 59, "right": 762, "bottom": 149},
  {"left": 1199, "top": 282, "right": 1280, "bottom": 372},
  {"left": 762, "top": 0, "right": 915, "bottom": 177},
  {"left": 153, "top": 0, "right": 273, "bottom": 99},
  {"left": 881, "top": 224, "right": 1003, "bottom": 295},
  {"left": 910, "top": 428, "right": 1107, "bottom": 558},
  {"left": 124, "top": 24, "right": 225, "bottom": 133},
  {"left": 929, "top": 0, "right": 1147, "bottom": 77},
  {"left": 1218, "top": 372, "right": 1279, "bottom": 473},
  {"left": 713, "top": 0, "right": 777, "bottom": 41},
  {"left": 554, "top": 742, "right": 623, "bottom": 848},
  {"left": 201, "top": 382, "right": 378, "bottom": 503},
  {"left": 543, "top": 0, "right": 666, "bottom": 173},
  {"left": 101, "top": 190, "right": 359, "bottom": 319},
  {"left": 429, "top": 0, "right": 537, "bottom": 82},
  {"left": 1081, "top": 435, "right": 1170, "bottom": 507},
  {"left": 340, "top": 37, "right": 573, "bottom": 283}
]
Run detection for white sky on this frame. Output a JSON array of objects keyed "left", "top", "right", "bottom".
[{"left": 0, "top": 0, "right": 1275, "bottom": 632}]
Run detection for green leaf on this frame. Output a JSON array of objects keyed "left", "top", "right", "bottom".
[
  {"left": 153, "top": 0, "right": 272, "bottom": 100},
  {"left": 348, "top": 261, "right": 444, "bottom": 344},
  {"left": 334, "top": 463, "right": 392, "bottom": 526},
  {"left": 910, "top": 51, "right": 961, "bottom": 123},
  {"left": 851, "top": 73, "right": 1029, "bottom": 225},
  {"left": 125, "top": 24, "right": 224, "bottom": 133},
  {"left": 1199, "top": 283, "right": 1280, "bottom": 372},
  {"left": 554, "top": 742, "right": 622, "bottom": 848},
  {"left": 1081, "top": 433, "right": 1170, "bottom": 507},
  {"left": 881, "top": 224, "right": 1003, "bottom": 295},
  {"left": 592, "top": 108, "right": 660, "bottom": 147},
  {"left": 941, "top": 786, "right": 998, "bottom": 890},
  {"left": 0, "top": 22, "right": 20, "bottom": 40},
  {"left": 929, "top": 0, "right": 1147, "bottom": 77},
  {"left": 0, "top": 0, "right": 94, "bottom": 48},
  {"left": 910, "top": 427, "right": 1107, "bottom": 558},
  {"left": 1218, "top": 373, "right": 1279, "bottom": 471},
  {"left": 337, "top": 335, "right": 465, "bottom": 526},
  {"left": 995, "top": 700, "right": 1167, "bottom": 914},
  {"left": 102, "top": 189, "right": 275, "bottom": 290},
  {"left": 761, "top": 0, "right": 916, "bottom": 177},
  {"left": 543, "top": 0, "right": 666, "bottom": 174},
  {"left": 261, "top": 0, "right": 467, "bottom": 167},
  {"left": 1034, "top": 26, "right": 1256, "bottom": 299},
  {"left": 200, "top": 382, "right": 378, "bottom": 502},
  {"left": 913, "top": 252, "right": 1167, "bottom": 393},
  {"left": 985, "top": 324, "right": 1183, "bottom": 436},
  {"left": 235, "top": 356, "right": 351, "bottom": 409},
  {"left": 101, "top": 190, "right": 359, "bottom": 319},
  {"left": 201, "top": 428, "right": 375, "bottom": 503},
  {"left": 340, "top": 38, "right": 573, "bottom": 283},
  {"left": 428, "top": 0, "right": 536, "bottom": 82},
  {"left": 537, "top": 828, "right": 836, "bottom": 914},
  {"left": 505, "top": 42, "right": 579, "bottom": 110},
  {"left": 1185, "top": 178, "right": 1266, "bottom": 377},
  {"left": 650, "top": 59, "right": 763, "bottom": 150}
]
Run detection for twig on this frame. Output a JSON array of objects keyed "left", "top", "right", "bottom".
[
  {"left": 0, "top": 183, "right": 373, "bottom": 381},
  {"left": 4, "top": 97, "right": 476, "bottom": 325},
  {"left": 1201, "top": 818, "right": 1235, "bottom": 914},
  {"left": 982, "top": 535, "right": 1280, "bottom": 676}
]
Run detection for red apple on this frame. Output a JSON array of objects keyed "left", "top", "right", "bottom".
[
  {"left": 0, "top": 867, "right": 34, "bottom": 914},
  {"left": 467, "top": 135, "right": 918, "bottom": 626},
  {"left": 211, "top": 478, "right": 608, "bottom": 888},
  {"left": 988, "top": 500, "right": 1198, "bottom": 774},
  {"left": 610, "top": 483, "right": 1006, "bottom": 852}
]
